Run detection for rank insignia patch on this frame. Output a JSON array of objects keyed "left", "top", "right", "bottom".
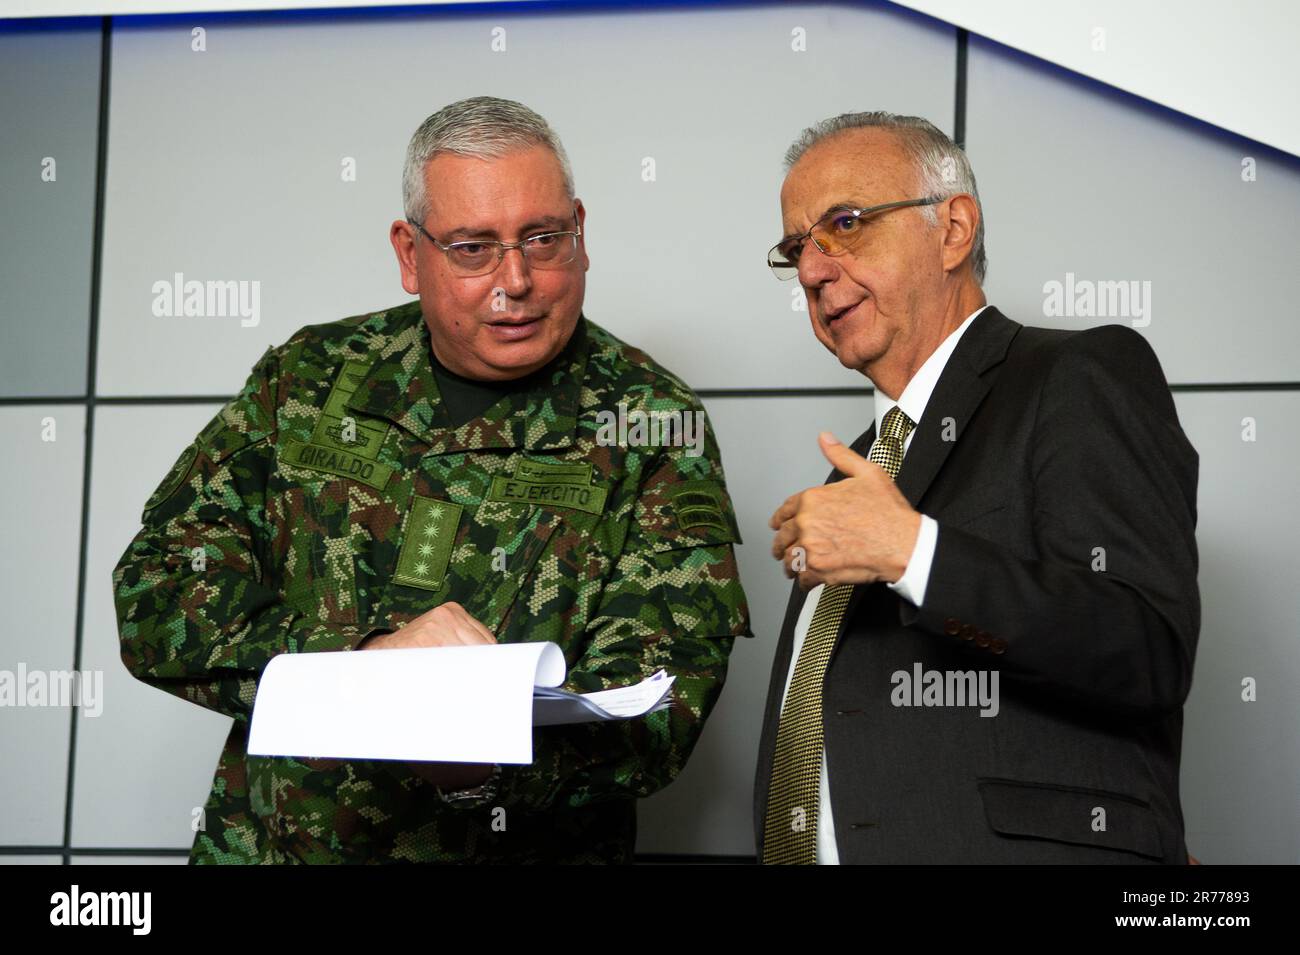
[
  {"left": 393, "top": 496, "right": 464, "bottom": 591},
  {"left": 668, "top": 482, "right": 729, "bottom": 532}
]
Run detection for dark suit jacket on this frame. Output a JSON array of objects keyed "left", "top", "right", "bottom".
[{"left": 753, "top": 306, "right": 1200, "bottom": 864}]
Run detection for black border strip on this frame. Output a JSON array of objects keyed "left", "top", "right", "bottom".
[
  {"left": 633, "top": 853, "right": 755, "bottom": 864},
  {"left": 60, "top": 14, "right": 112, "bottom": 869}
]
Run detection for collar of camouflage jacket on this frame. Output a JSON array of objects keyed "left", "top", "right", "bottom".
[{"left": 342, "top": 301, "right": 591, "bottom": 456}]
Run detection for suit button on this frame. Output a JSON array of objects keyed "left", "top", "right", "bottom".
[
  {"left": 975, "top": 630, "right": 991, "bottom": 648},
  {"left": 989, "top": 638, "right": 1007, "bottom": 654},
  {"left": 959, "top": 624, "right": 976, "bottom": 640},
  {"left": 944, "top": 617, "right": 961, "bottom": 635}
]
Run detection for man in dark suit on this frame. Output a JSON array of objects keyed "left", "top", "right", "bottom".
[{"left": 755, "top": 112, "right": 1199, "bottom": 864}]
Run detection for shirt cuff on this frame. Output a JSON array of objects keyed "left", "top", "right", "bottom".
[{"left": 886, "top": 514, "right": 938, "bottom": 607}]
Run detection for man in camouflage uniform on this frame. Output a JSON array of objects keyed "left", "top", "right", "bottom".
[{"left": 112, "top": 96, "right": 751, "bottom": 863}]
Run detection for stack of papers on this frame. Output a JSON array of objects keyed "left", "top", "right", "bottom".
[
  {"left": 534, "top": 669, "right": 674, "bottom": 725},
  {"left": 248, "top": 642, "right": 675, "bottom": 765}
]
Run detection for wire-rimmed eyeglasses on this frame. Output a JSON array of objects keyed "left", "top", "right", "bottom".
[{"left": 767, "top": 196, "right": 944, "bottom": 280}]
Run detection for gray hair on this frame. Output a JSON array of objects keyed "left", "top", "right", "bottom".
[
  {"left": 783, "top": 111, "right": 987, "bottom": 285},
  {"left": 401, "top": 96, "right": 575, "bottom": 224}
]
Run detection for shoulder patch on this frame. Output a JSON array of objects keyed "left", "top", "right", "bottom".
[
  {"left": 641, "top": 480, "right": 742, "bottom": 552},
  {"left": 143, "top": 442, "right": 198, "bottom": 515},
  {"left": 668, "top": 481, "right": 729, "bottom": 533}
]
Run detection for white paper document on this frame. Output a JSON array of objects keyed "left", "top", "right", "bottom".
[
  {"left": 533, "top": 669, "right": 674, "bottom": 725},
  {"left": 247, "top": 642, "right": 675, "bottom": 764}
]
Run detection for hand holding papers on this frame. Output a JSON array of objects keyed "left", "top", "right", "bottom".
[{"left": 248, "top": 642, "right": 674, "bottom": 765}]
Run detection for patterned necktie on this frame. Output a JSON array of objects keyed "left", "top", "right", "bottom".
[{"left": 762, "top": 405, "right": 916, "bottom": 864}]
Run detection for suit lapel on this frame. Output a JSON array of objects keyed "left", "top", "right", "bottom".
[
  {"left": 829, "top": 308, "right": 1020, "bottom": 656},
  {"left": 893, "top": 307, "right": 1020, "bottom": 508}
]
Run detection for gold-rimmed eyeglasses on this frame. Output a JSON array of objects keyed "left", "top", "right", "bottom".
[{"left": 767, "top": 196, "right": 944, "bottom": 280}]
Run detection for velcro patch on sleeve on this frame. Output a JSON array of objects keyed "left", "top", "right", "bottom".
[
  {"left": 668, "top": 482, "right": 729, "bottom": 533},
  {"left": 143, "top": 443, "right": 199, "bottom": 516}
]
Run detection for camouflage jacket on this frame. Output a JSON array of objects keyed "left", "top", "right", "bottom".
[{"left": 113, "top": 302, "right": 751, "bottom": 864}]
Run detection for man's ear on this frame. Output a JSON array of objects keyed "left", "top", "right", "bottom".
[
  {"left": 390, "top": 219, "right": 421, "bottom": 294},
  {"left": 940, "top": 193, "right": 980, "bottom": 276}
]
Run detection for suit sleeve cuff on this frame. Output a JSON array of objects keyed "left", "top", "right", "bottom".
[{"left": 886, "top": 514, "right": 937, "bottom": 607}]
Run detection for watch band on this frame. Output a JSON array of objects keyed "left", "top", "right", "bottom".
[{"left": 436, "top": 764, "right": 502, "bottom": 806}]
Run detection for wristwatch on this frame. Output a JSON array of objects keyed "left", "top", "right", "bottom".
[{"left": 436, "top": 764, "right": 502, "bottom": 806}]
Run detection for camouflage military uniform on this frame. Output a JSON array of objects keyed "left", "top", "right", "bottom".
[{"left": 113, "top": 301, "right": 751, "bottom": 863}]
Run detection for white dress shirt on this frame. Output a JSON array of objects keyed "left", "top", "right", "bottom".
[{"left": 777, "top": 305, "right": 988, "bottom": 864}]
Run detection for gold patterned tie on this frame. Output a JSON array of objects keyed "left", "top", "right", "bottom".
[{"left": 762, "top": 405, "right": 916, "bottom": 864}]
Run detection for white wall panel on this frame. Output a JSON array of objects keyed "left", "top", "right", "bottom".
[
  {"left": 96, "top": 4, "right": 955, "bottom": 395},
  {"left": 0, "top": 23, "right": 100, "bottom": 396},
  {"left": 0, "top": 406, "right": 86, "bottom": 845},
  {"left": 72, "top": 404, "right": 232, "bottom": 848},
  {"left": 967, "top": 36, "right": 1300, "bottom": 385},
  {"left": 1174, "top": 391, "right": 1300, "bottom": 864}
]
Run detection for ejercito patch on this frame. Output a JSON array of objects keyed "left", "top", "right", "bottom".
[
  {"left": 488, "top": 475, "right": 608, "bottom": 514},
  {"left": 485, "top": 457, "right": 607, "bottom": 515}
]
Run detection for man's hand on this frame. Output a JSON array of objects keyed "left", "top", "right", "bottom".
[
  {"left": 770, "top": 432, "right": 922, "bottom": 590},
  {"left": 359, "top": 600, "right": 496, "bottom": 650},
  {"left": 358, "top": 601, "right": 496, "bottom": 789}
]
